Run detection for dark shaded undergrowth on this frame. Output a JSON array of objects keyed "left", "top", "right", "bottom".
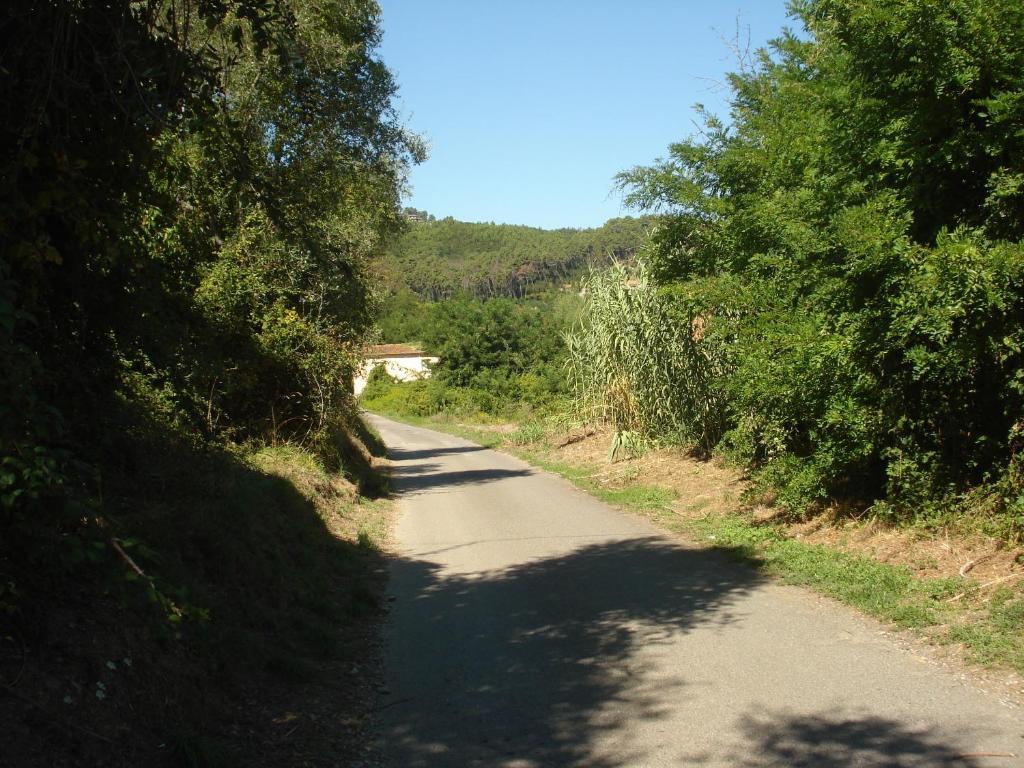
[{"left": 1, "top": 404, "right": 391, "bottom": 767}]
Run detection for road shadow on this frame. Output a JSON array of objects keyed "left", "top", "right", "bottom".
[
  {"left": 377, "top": 536, "right": 762, "bottom": 766},
  {"left": 735, "top": 711, "right": 989, "bottom": 767},
  {"left": 387, "top": 445, "right": 489, "bottom": 461},
  {"left": 384, "top": 441, "right": 532, "bottom": 495},
  {"left": 377, "top": 538, "right": 1003, "bottom": 766},
  {"left": 389, "top": 465, "right": 535, "bottom": 494}
]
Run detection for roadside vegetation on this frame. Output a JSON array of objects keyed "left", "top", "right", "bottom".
[
  {"left": 363, "top": 291, "right": 579, "bottom": 422},
  {"left": 364, "top": 0, "right": 1024, "bottom": 680},
  {"left": 2, "top": 0, "right": 410, "bottom": 762},
  {"left": 604, "top": 0, "right": 1024, "bottom": 535}
]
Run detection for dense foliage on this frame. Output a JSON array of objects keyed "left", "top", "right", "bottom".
[
  {"left": 567, "top": 264, "right": 725, "bottom": 454},
  {"left": 2, "top": 0, "right": 420, "bottom": 526},
  {"left": 588, "top": 0, "right": 1024, "bottom": 529},
  {"left": 1, "top": 2, "right": 417, "bottom": 755},
  {"left": 377, "top": 215, "right": 656, "bottom": 299}
]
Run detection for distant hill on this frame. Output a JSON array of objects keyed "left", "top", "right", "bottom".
[{"left": 376, "top": 215, "right": 657, "bottom": 300}]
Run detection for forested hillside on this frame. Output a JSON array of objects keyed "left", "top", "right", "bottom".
[
  {"left": 377, "top": 215, "right": 655, "bottom": 299},
  {"left": 366, "top": 213, "right": 622, "bottom": 419},
  {"left": 572, "top": 0, "right": 1024, "bottom": 530},
  {"left": 1, "top": 0, "right": 417, "bottom": 761}
]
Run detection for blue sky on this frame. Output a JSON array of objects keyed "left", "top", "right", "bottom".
[{"left": 377, "top": 1, "right": 794, "bottom": 229}]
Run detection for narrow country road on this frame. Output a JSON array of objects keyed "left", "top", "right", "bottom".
[{"left": 367, "top": 415, "right": 1022, "bottom": 767}]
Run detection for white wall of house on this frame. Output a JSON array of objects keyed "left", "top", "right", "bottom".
[{"left": 353, "top": 354, "right": 439, "bottom": 396}]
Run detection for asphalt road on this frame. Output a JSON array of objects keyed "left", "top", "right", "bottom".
[{"left": 367, "top": 414, "right": 1022, "bottom": 767}]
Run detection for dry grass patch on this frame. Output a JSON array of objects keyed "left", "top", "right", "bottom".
[
  {"left": 552, "top": 427, "right": 743, "bottom": 520},
  {"left": 555, "top": 430, "right": 1023, "bottom": 591}
]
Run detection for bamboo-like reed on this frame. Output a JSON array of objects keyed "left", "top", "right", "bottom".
[{"left": 565, "top": 262, "right": 725, "bottom": 455}]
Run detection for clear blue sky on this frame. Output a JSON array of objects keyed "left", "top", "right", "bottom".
[{"left": 377, "top": 1, "right": 795, "bottom": 229}]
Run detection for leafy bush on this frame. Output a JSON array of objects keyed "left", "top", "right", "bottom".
[
  {"left": 593, "top": 0, "right": 1024, "bottom": 527},
  {"left": 368, "top": 291, "right": 577, "bottom": 420},
  {"left": 361, "top": 364, "right": 399, "bottom": 403},
  {"left": 361, "top": 379, "right": 451, "bottom": 418}
]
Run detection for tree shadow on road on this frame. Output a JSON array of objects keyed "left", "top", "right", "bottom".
[
  {"left": 385, "top": 442, "right": 531, "bottom": 495},
  {"left": 389, "top": 464, "right": 535, "bottom": 495},
  {"left": 375, "top": 536, "right": 1009, "bottom": 767},
  {"left": 733, "top": 711, "right": 992, "bottom": 767},
  {"left": 376, "top": 536, "right": 761, "bottom": 766},
  {"left": 387, "top": 445, "right": 489, "bottom": 461}
]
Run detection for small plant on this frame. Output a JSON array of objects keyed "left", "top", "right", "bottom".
[
  {"left": 507, "top": 423, "right": 545, "bottom": 446},
  {"left": 608, "top": 429, "right": 646, "bottom": 462}
]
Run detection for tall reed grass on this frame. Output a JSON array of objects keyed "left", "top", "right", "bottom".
[{"left": 565, "top": 263, "right": 725, "bottom": 455}]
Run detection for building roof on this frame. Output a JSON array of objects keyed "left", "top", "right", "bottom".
[{"left": 365, "top": 343, "right": 426, "bottom": 358}]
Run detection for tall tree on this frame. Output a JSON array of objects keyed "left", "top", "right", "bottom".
[
  {"left": 1, "top": 0, "right": 422, "bottom": 539},
  {"left": 611, "top": 0, "right": 1024, "bottom": 515}
]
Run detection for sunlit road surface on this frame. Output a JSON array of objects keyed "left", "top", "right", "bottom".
[{"left": 367, "top": 414, "right": 1022, "bottom": 768}]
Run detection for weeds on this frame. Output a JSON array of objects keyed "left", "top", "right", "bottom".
[{"left": 507, "top": 423, "right": 546, "bottom": 446}]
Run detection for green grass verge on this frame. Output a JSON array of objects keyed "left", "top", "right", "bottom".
[
  {"left": 947, "top": 587, "right": 1024, "bottom": 671},
  {"left": 687, "top": 514, "right": 962, "bottom": 628},
  {"left": 596, "top": 482, "right": 1023, "bottom": 674},
  {"left": 691, "top": 514, "right": 1024, "bottom": 673},
  {"left": 512, "top": 445, "right": 962, "bottom": 630},
  {"left": 513, "top": 449, "right": 678, "bottom": 513}
]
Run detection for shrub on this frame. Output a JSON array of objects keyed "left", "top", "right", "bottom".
[{"left": 605, "top": 0, "right": 1024, "bottom": 530}]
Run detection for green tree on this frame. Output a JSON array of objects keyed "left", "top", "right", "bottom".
[
  {"left": 1, "top": 0, "right": 421, "bottom": 541},
  {"left": 610, "top": 0, "right": 1024, "bottom": 519},
  {"left": 425, "top": 299, "right": 534, "bottom": 389}
]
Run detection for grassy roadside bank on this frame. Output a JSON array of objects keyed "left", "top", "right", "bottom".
[
  {"left": 2, "top": 418, "right": 393, "bottom": 768},
  {"left": 370, "top": 409, "right": 1024, "bottom": 683}
]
